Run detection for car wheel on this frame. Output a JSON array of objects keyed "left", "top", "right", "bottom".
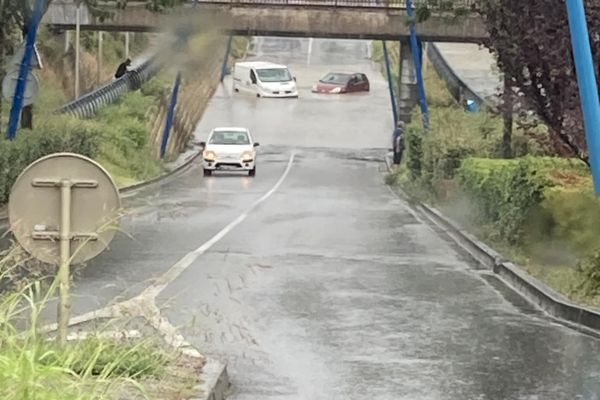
[
  {"left": 248, "top": 167, "right": 256, "bottom": 177},
  {"left": 203, "top": 169, "right": 212, "bottom": 177}
]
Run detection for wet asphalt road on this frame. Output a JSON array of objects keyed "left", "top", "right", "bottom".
[{"left": 65, "top": 37, "right": 600, "bottom": 399}]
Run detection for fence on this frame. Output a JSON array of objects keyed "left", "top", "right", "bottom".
[
  {"left": 193, "top": 0, "right": 475, "bottom": 8},
  {"left": 56, "top": 57, "right": 162, "bottom": 118}
]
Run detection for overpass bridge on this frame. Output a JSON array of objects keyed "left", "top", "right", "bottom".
[{"left": 44, "top": 0, "right": 488, "bottom": 43}]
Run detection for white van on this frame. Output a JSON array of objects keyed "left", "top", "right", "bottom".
[{"left": 233, "top": 61, "right": 298, "bottom": 98}]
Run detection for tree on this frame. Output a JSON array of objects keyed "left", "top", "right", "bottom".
[{"left": 477, "top": 0, "right": 600, "bottom": 162}]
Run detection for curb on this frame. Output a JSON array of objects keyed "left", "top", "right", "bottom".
[
  {"left": 192, "top": 358, "right": 231, "bottom": 400},
  {"left": 120, "top": 149, "right": 202, "bottom": 194},
  {"left": 0, "top": 149, "right": 202, "bottom": 225},
  {"left": 384, "top": 154, "right": 600, "bottom": 334}
]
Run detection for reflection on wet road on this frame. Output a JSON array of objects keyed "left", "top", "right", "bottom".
[{"left": 71, "top": 38, "right": 600, "bottom": 399}]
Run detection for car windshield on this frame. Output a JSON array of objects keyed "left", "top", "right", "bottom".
[
  {"left": 320, "top": 73, "right": 351, "bottom": 84},
  {"left": 256, "top": 68, "right": 292, "bottom": 82},
  {"left": 209, "top": 131, "right": 250, "bottom": 145}
]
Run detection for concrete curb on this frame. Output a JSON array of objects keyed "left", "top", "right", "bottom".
[
  {"left": 0, "top": 149, "right": 202, "bottom": 225},
  {"left": 192, "top": 358, "right": 231, "bottom": 400},
  {"left": 120, "top": 149, "right": 202, "bottom": 194},
  {"left": 384, "top": 154, "right": 600, "bottom": 334}
]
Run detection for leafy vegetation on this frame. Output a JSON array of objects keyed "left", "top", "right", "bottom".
[
  {"left": 0, "top": 116, "right": 101, "bottom": 203},
  {"left": 0, "top": 276, "right": 169, "bottom": 400},
  {"left": 386, "top": 54, "right": 600, "bottom": 307}
]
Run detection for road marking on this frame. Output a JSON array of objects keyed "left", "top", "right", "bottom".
[
  {"left": 142, "top": 151, "right": 296, "bottom": 299},
  {"left": 41, "top": 152, "right": 296, "bottom": 353}
]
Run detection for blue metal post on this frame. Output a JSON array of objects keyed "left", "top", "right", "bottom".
[
  {"left": 406, "top": 0, "right": 429, "bottom": 131},
  {"left": 220, "top": 35, "right": 234, "bottom": 83},
  {"left": 7, "top": 0, "right": 45, "bottom": 140},
  {"left": 566, "top": 0, "right": 600, "bottom": 194},
  {"left": 382, "top": 41, "right": 399, "bottom": 126},
  {"left": 161, "top": 72, "right": 182, "bottom": 159}
]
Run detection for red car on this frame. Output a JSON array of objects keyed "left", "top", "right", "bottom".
[{"left": 312, "top": 72, "right": 370, "bottom": 94}]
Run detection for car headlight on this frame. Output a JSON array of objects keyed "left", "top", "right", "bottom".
[
  {"left": 312, "top": 84, "right": 318, "bottom": 91},
  {"left": 330, "top": 87, "right": 342, "bottom": 94},
  {"left": 203, "top": 150, "right": 216, "bottom": 161},
  {"left": 241, "top": 151, "right": 253, "bottom": 161}
]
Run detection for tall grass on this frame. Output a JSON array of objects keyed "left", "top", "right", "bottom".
[{"left": 0, "top": 255, "right": 169, "bottom": 400}]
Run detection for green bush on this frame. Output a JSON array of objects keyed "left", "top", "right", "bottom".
[
  {"left": 457, "top": 157, "right": 589, "bottom": 244},
  {"left": 0, "top": 116, "right": 101, "bottom": 203},
  {"left": 576, "top": 249, "right": 600, "bottom": 297},
  {"left": 538, "top": 182, "right": 600, "bottom": 255},
  {"left": 140, "top": 76, "right": 171, "bottom": 98},
  {"left": 406, "top": 128, "right": 423, "bottom": 180}
]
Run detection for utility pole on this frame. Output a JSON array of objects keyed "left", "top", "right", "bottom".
[
  {"left": 97, "top": 31, "right": 103, "bottom": 84},
  {"left": 565, "top": 0, "right": 600, "bottom": 194},
  {"left": 74, "top": 1, "right": 81, "bottom": 99},
  {"left": 125, "top": 32, "right": 130, "bottom": 59},
  {"left": 64, "top": 31, "right": 70, "bottom": 53}
]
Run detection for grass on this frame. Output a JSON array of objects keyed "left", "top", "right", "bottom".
[
  {"left": 0, "top": 246, "right": 205, "bottom": 400},
  {"left": 0, "top": 283, "right": 165, "bottom": 400}
]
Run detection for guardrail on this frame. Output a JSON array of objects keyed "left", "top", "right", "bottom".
[
  {"left": 94, "top": 0, "right": 476, "bottom": 9},
  {"left": 427, "top": 42, "right": 487, "bottom": 108},
  {"left": 56, "top": 57, "right": 162, "bottom": 118},
  {"left": 190, "top": 0, "right": 476, "bottom": 8}
]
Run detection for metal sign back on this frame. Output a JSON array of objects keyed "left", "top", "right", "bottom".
[
  {"left": 9, "top": 43, "right": 43, "bottom": 69},
  {"left": 2, "top": 70, "right": 40, "bottom": 106},
  {"left": 9, "top": 153, "right": 121, "bottom": 265}
]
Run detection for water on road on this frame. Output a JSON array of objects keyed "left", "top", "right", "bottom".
[{"left": 66, "top": 37, "right": 600, "bottom": 399}]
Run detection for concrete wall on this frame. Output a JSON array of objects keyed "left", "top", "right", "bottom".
[{"left": 45, "top": 2, "right": 488, "bottom": 42}]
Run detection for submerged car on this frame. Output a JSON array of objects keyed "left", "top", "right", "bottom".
[
  {"left": 201, "top": 127, "right": 259, "bottom": 177},
  {"left": 312, "top": 72, "right": 370, "bottom": 94}
]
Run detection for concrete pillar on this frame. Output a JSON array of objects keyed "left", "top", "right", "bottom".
[{"left": 397, "top": 40, "right": 418, "bottom": 123}]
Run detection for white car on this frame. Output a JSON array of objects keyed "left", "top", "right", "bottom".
[{"left": 201, "top": 127, "right": 259, "bottom": 177}]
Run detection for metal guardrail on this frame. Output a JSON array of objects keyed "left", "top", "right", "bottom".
[
  {"left": 427, "top": 43, "right": 487, "bottom": 108},
  {"left": 96, "top": 0, "right": 476, "bottom": 10},
  {"left": 190, "top": 0, "right": 476, "bottom": 8},
  {"left": 56, "top": 57, "right": 162, "bottom": 118}
]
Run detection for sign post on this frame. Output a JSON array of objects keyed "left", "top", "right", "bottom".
[{"left": 9, "top": 153, "right": 121, "bottom": 345}]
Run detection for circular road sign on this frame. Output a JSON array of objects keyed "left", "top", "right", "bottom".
[
  {"left": 2, "top": 69, "right": 40, "bottom": 106},
  {"left": 9, "top": 153, "right": 121, "bottom": 265}
]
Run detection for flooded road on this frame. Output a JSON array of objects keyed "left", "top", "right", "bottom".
[{"left": 68, "top": 37, "right": 600, "bottom": 399}]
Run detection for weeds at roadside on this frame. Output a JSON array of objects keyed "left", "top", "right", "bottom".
[{"left": 0, "top": 245, "right": 203, "bottom": 400}]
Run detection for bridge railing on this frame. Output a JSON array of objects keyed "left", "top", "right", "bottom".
[
  {"left": 190, "top": 0, "right": 475, "bottom": 8},
  {"left": 56, "top": 57, "right": 162, "bottom": 118},
  {"left": 95, "top": 0, "right": 476, "bottom": 10}
]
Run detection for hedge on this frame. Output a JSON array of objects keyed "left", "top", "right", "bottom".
[
  {"left": 457, "top": 156, "right": 590, "bottom": 245},
  {"left": 0, "top": 116, "right": 101, "bottom": 204}
]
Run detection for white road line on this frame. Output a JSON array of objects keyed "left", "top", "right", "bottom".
[{"left": 143, "top": 152, "right": 295, "bottom": 299}]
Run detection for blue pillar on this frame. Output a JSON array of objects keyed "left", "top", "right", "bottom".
[
  {"left": 221, "top": 35, "right": 233, "bottom": 83},
  {"left": 382, "top": 41, "right": 399, "bottom": 126},
  {"left": 7, "top": 0, "right": 45, "bottom": 140},
  {"left": 405, "top": 0, "right": 429, "bottom": 131},
  {"left": 566, "top": 0, "right": 600, "bottom": 194},
  {"left": 161, "top": 72, "right": 182, "bottom": 159}
]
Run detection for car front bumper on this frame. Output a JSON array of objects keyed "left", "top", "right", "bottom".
[
  {"left": 203, "top": 157, "right": 255, "bottom": 171},
  {"left": 260, "top": 89, "right": 299, "bottom": 98}
]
